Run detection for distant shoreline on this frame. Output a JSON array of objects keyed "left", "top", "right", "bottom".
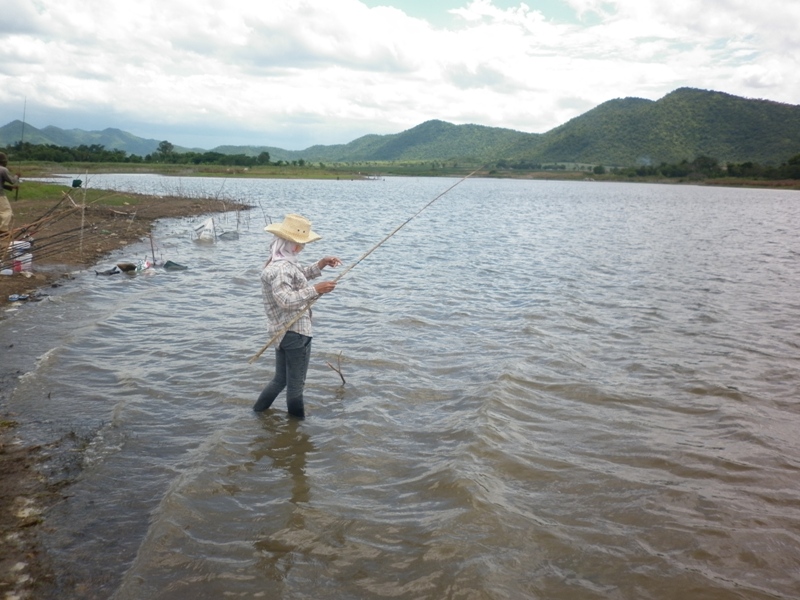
[{"left": 14, "top": 161, "right": 800, "bottom": 191}]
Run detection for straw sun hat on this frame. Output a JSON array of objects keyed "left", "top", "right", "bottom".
[{"left": 264, "top": 213, "right": 321, "bottom": 244}]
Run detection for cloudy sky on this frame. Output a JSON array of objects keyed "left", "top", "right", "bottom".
[{"left": 2, "top": 0, "right": 799, "bottom": 150}]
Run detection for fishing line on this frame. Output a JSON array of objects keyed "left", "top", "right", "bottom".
[{"left": 248, "top": 166, "right": 483, "bottom": 364}]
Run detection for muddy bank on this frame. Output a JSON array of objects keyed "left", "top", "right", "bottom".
[{"left": 0, "top": 191, "right": 249, "bottom": 598}]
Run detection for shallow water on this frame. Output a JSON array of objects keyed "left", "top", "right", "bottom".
[{"left": 3, "top": 176, "right": 800, "bottom": 599}]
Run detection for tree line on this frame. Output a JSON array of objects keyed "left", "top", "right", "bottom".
[
  {"left": 496, "top": 153, "right": 800, "bottom": 180},
  {"left": 604, "top": 153, "right": 800, "bottom": 180},
  {"left": 4, "top": 139, "right": 800, "bottom": 179},
  {"left": 1, "top": 140, "right": 310, "bottom": 168}
]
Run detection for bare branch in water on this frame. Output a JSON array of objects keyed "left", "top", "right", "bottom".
[{"left": 326, "top": 352, "right": 346, "bottom": 385}]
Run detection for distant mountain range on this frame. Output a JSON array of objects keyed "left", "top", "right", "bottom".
[
  {"left": 2, "top": 88, "right": 799, "bottom": 166},
  {"left": 0, "top": 123, "right": 170, "bottom": 158}
]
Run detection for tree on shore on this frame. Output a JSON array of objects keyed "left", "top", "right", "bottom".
[{"left": 156, "top": 141, "right": 175, "bottom": 162}]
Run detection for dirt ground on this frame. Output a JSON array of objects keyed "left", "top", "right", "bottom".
[
  {"left": 0, "top": 191, "right": 249, "bottom": 598},
  {"left": 1, "top": 192, "right": 247, "bottom": 305}
]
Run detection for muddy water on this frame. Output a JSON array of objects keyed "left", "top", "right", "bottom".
[{"left": 3, "top": 176, "right": 799, "bottom": 599}]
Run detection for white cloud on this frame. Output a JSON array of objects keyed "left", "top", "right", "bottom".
[{"left": 0, "top": 0, "right": 798, "bottom": 149}]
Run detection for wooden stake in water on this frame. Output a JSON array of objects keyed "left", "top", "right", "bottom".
[
  {"left": 248, "top": 167, "right": 483, "bottom": 364},
  {"left": 79, "top": 171, "right": 88, "bottom": 259}
]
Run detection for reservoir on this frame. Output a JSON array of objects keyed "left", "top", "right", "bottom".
[{"left": 3, "top": 175, "right": 799, "bottom": 599}]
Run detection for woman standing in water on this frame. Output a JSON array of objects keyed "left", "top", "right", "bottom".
[{"left": 254, "top": 214, "right": 341, "bottom": 418}]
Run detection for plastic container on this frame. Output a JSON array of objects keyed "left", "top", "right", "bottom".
[
  {"left": 9, "top": 241, "right": 31, "bottom": 258},
  {"left": 12, "top": 253, "right": 32, "bottom": 272}
]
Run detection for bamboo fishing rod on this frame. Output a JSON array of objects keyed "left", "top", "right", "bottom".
[{"left": 248, "top": 166, "right": 483, "bottom": 364}]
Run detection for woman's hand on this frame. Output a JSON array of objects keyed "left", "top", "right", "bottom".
[
  {"left": 315, "top": 281, "right": 337, "bottom": 295},
  {"left": 318, "top": 256, "right": 342, "bottom": 269}
]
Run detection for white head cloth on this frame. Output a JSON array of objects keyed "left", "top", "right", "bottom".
[{"left": 269, "top": 236, "right": 303, "bottom": 264}]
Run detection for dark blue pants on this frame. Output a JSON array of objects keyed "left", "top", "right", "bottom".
[{"left": 253, "top": 331, "right": 311, "bottom": 418}]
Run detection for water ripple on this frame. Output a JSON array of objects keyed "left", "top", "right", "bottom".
[{"left": 4, "top": 176, "right": 800, "bottom": 599}]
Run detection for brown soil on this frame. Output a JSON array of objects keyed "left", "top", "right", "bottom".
[
  {"left": 0, "top": 191, "right": 249, "bottom": 598},
  {"left": 1, "top": 193, "right": 245, "bottom": 305}
]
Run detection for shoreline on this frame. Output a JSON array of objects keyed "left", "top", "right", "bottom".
[
  {"left": 1, "top": 190, "right": 249, "bottom": 307},
  {"left": 0, "top": 190, "right": 250, "bottom": 598},
  {"left": 11, "top": 161, "right": 800, "bottom": 191}
]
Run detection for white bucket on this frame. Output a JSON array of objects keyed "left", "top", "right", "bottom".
[
  {"left": 9, "top": 241, "right": 31, "bottom": 258},
  {"left": 13, "top": 253, "right": 32, "bottom": 272}
]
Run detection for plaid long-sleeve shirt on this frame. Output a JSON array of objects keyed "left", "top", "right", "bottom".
[{"left": 260, "top": 260, "right": 322, "bottom": 341}]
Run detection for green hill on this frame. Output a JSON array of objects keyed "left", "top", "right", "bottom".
[
  {"left": 238, "top": 89, "right": 800, "bottom": 165},
  {"left": 0, "top": 121, "right": 194, "bottom": 157},
  {"left": 515, "top": 88, "right": 800, "bottom": 165},
  {"left": 0, "top": 120, "right": 56, "bottom": 146},
  {"left": 329, "top": 120, "right": 532, "bottom": 162},
  {"left": 211, "top": 145, "right": 298, "bottom": 162},
  {"left": 2, "top": 88, "right": 800, "bottom": 166},
  {"left": 222, "top": 122, "right": 532, "bottom": 163}
]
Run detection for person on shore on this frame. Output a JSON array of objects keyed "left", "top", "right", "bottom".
[
  {"left": 254, "top": 213, "right": 341, "bottom": 419},
  {"left": 0, "top": 152, "right": 19, "bottom": 235}
]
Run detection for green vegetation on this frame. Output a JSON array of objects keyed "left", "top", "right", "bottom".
[
  {"left": 490, "top": 153, "right": 800, "bottom": 182},
  {"left": 516, "top": 88, "right": 800, "bottom": 166},
  {"left": 6, "top": 140, "right": 298, "bottom": 168},
  {"left": 608, "top": 154, "right": 800, "bottom": 180},
  {"left": 2, "top": 88, "right": 799, "bottom": 185},
  {"left": 6, "top": 152, "right": 800, "bottom": 189},
  {"left": 5, "top": 158, "right": 374, "bottom": 181},
  {"left": 15, "top": 180, "right": 154, "bottom": 207}
]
